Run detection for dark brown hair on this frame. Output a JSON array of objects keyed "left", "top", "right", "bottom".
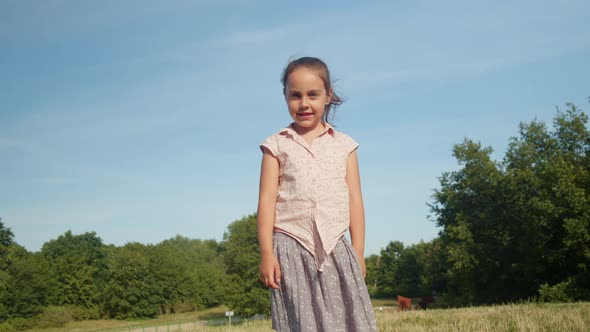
[{"left": 281, "top": 56, "right": 343, "bottom": 124}]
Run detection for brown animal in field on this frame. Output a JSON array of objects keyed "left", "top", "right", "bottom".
[
  {"left": 397, "top": 295, "right": 412, "bottom": 311},
  {"left": 416, "top": 295, "right": 435, "bottom": 310}
]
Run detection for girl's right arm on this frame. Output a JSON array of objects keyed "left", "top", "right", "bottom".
[{"left": 257, "top": 148, "right": 281, "bottom": 289}]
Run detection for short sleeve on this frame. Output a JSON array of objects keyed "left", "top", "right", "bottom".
[
  {"left": 337, "top": 132, "right": 359, "bottom": 155},
  {"left": 260, "top": 135, "right": 279, "bottom": 157}
]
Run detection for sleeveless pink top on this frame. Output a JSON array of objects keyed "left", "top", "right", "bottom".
[{"left": 260, "top": 123, "right": 359, "bottom": 270}]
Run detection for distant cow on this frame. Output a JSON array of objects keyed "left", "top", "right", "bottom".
[
  {"left": 397, "top": 295, "right": 412, "bottom": 311},
  {"left": 416, "top": 296, "right": 435, "bottom": 310}
]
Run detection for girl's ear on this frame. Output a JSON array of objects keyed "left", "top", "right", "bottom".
[{"left": 326, "top": 88, "right": 333, "bottom": 104}]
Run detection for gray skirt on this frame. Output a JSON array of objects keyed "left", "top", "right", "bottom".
[{"left": 271, "top": 232, "right": 378, "bottom": 332}]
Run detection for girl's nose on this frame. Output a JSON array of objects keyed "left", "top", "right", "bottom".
[{"left": 300, "top": 97, "right": 310, "bottom": 108}]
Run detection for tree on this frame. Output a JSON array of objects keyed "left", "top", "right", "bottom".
[
  {"left": 1, "top": 248, "right": 55, "bottom": 319},
  {"left": 101, "top": 243, "right": 161, "bottom": 319},
  {"left": 430, "top": 102, "right": 590, "bottom": 304},
  {"left": 372, "top": 241, "right": 432, "bottom": 298},
  {"left": 151, "top": 236, "right": 228, "bottom": 313},
  {"left": 374, "top": 241, "right": 404, "bottom": 297},
  {"left": 221, "top": 214, "right": 270, "bottom": 316},
  {"left": 41, "top": 231, "right": 108, "bottom": 308},
  {"left": 364, "top": 254, "right": 380, "bottom": 296},
  {"left": 0, "top": 219, "right": 14, "bottom": 271}
]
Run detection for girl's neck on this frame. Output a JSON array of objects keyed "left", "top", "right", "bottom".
[{"left": 292, "top": 122, "right": 326, "bottom": 145}]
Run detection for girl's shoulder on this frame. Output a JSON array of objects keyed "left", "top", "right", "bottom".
[
  {"left": 260, "top": 126, "right": 291, "bottom": 157},
  {"left": 331, "top": 129, "right": 359, "bottom": 154},
  {"left": 331, "top": 129, "right": 355, "bottom": 140},
  {"left": 260, "top": 126, "right": 289, "bottom": 145}
]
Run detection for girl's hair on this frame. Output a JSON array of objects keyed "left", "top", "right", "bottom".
[{"left": 281, "top": 56, "right": 343, "bottom": 124}]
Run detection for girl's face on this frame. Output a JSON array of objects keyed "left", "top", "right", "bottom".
[{"left": 284, "top": 67, "right": 332, "bottom": 133}]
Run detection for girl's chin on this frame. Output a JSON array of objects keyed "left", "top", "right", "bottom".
[
  {"left": 293, "top": 120, "right": 323, "bottom": 132},
  {"left": 294, "top": 118, "right": 316, "bottom": 126}
]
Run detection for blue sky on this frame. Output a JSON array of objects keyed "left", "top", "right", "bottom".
[{"left": 1, "top": 0, "right": 589, "bottom": 255}]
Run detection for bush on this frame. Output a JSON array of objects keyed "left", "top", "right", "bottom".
[
  {"left": 0, "top": 322, "right": 15, "bottom": 332},
  {"left": 4, "top": 318, "right": 34, "bottom": 331},
  {"left": 172, "top": 302, "right": 197, "bottom": 314},
  {"left": 538, "top": 279, "right": 574, "bottom": 303},
  {"left": 35, "top": 306, "right": 72, "bottom": 329},
  {"left": 65, "top": 306, "right": 100, "bottom": 321}
]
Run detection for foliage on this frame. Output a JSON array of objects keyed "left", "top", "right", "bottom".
[
  {"left": 154, "top": 236, "right": 228, "bottom": 311},
  {"left": 1, "top": 248, "right": 55, "bottom": 319},
  {"left": 101, "top": 242, "right": 162, "bottom": 319},
  {"left": 41, "top": 231, "right": 108, "bottom": 308},
  {"left": 0, "top": 322, "right": 15, "bottom": 332},
  {"left": 0, "top": 220, "right": 14, "bottom": 271},
  {"left": 430, "top": 103, "right": 590, "bottom": 304},
  {"left": 34, "top": 306, "right": 72, "bottom": 329},
  {"left": 0, "top": 225, "right": 227, "bottom": 321},
  {"left": 2, "top": 318, "right": 34, "bottom": 331},
  {"left": 538, "top": 279, "right": 575, "bottom": 303},
  {"left": 367, "top": 241, "right": 434, "bottom": 298},
  {"left": 221, "top": 214, "right": 270, "bottom": 317},
  {"left": 0, "top": 221, "right": 14, "bottom": 322}
]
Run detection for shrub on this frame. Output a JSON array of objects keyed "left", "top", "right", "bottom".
[
  {"left": 4, "top": 318, "right": 34, "bottom": 331},
  {"left": 65, "top": 306, "right": 100, "bottom": 321},
  {"left": 172, "top": 302, "right": 197, "bottom": 314},
  {"left": 538, "top": 279, "right": 574, "bottom": 303},
  {"left": 0, "top": 322, "right": 15, "bottom": 332},
  {"left": 35, "top": 306, "right": 72, "bottom": 329}
]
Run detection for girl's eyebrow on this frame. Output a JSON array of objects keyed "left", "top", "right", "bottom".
[{"left": 288, "top": 88, "right": 321, "bottom": 94}]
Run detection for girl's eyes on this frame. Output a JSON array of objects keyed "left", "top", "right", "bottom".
[{"left": 288, "top": 92, "right": 320, "bottom": 98}]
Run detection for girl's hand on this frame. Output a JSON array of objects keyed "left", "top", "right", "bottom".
[
  {"left": 353, "top": 246, "right": 367, "bottom": 278},
  {"left": 358, "top": 256, "right": 367, "bottom": 278},
  {"left": 259, "top": 253, "right": 281, "bottom": 289}
]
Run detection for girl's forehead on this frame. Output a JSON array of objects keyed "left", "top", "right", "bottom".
[{"left": 287, "top": 67, "right": 327, "bottom": 88}]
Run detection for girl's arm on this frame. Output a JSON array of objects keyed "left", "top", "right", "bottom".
[
  {"left": 346, "top": 150, "right": 367, "bottom": 277},
  {"left": 257, "top": 148, "right": 281, "bottom": 289}
]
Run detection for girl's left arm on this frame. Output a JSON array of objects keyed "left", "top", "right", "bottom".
[{"left": 346, "top": 150, "right": 367, "bottom": 278}]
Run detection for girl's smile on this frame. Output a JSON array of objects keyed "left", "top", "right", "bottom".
[
  {"left": 296, "top": 112, "right": 314, "bottom": 120},
  {"left": 285, "top": 67, "right": 332, "bottom": 135}
]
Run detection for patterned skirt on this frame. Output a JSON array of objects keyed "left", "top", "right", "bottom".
[{"left": 271, "top": 232, "right": 378, "bottom": 332}]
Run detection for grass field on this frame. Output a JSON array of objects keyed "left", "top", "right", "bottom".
[{"left": 22, "top": 301, "right": 590, "bottom": 332}]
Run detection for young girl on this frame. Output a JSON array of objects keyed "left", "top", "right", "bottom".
[{"left": 257, "top": 57, "right": 377, "bottom": 332}]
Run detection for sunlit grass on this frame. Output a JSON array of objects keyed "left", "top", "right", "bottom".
[
  {"left": 21, "top": 302, "right": 590, "bottom": 332},
  {"left": 204, "top": 302, "right": 590, "bottom": 332},
  {"left": 24, "top": 306, "right": 228, "bottom": 332},
  {"left": 373, "top": 302, "right": 590, "bottom": 332}
]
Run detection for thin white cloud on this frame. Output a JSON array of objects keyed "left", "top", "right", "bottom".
[
  {"left": 215, "top": 22, "right": 306, "bottom": 47},
  {"left": 364, "top": 55, "right": 532, "bottom": 85}
]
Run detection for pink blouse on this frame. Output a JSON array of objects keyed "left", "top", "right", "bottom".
[{"left": 260, "top": 123, "right": 359, "bottom": 271}]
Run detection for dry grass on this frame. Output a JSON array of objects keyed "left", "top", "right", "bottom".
[
  {"left": 205, "top": 302, "right": 590, "bottom": 332},
  {"left": 22, "top": 302, "right": 590, "bottom": 332},
  {"left": 23, "top": 306, "right": 228, "bottom": 332},
  {"left": 374, "top": 302, "right": 590, "bottom": 332}
]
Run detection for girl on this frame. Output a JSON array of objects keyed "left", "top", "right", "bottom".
[{"left": 257, "top": 57, "right": 377, "bottom": 332}]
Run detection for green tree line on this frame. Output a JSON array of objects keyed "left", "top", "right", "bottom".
[
  {"left": 0, "top": 102, "right": 588, "bottom": 329},
  {"left": 366, "top": 102, "right": 590, "bottom": 305}
]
